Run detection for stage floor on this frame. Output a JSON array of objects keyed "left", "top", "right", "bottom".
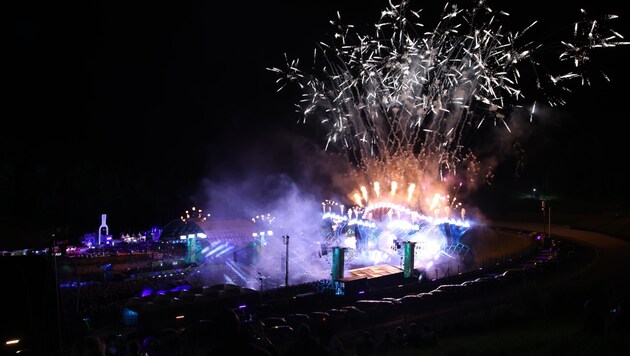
[
  {"left": 343, "top": 264, "right": 403, "bottom": 280},
  {"left": 336, "top": 264, "right": 405, "bottom": 296}
]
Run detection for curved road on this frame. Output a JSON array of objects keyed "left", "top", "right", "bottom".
[{"left": 492, "top": 220, "right": 630, "bottom": 298}]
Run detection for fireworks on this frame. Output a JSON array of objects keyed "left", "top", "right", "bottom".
[
  {"left": 268, "top": 0, "right": 627, "bottom": 217},
  {"left": 180, "top": 206, "right": 211, "bottom": 224},
  {"left": 267, "top": 0, "right": 627, "bottom": 269}
]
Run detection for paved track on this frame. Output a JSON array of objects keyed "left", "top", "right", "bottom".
[{"left": 492, "top": 220, "right": 630, "bottom": 295}]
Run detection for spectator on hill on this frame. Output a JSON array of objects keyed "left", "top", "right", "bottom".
[
  {"left": 285, "top": 323, "right": 329, "bottom": 356},
  {"left": 207, "top": 308, "right": 272, "bottom": 356},
  {"left": 319, "top": 324, "right": 345, "bottom": 356},
  {"left": 356, "top": 330, "right": 375, "bottom": 355},
  {"left": 376, "top": 330, "right": 394, "bottom": 355}
]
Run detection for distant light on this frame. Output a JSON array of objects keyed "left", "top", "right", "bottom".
[
  {"left": 267, "top": 231, "right": 274, "bottom": 236},
  {"left": 179, "top": 235, "right": 186, "bottom": 240},
  {"left": 6, "top": 339, "right": 20, "bottom": 345},
  {"left": 238, "top": 304, "right": 247, "bottom": 309},
  {"left": 358, "top": 290, "right": 365, "bottom": 294},
  {"left": 175, "top": 315, "right": 185, "bottom": 320}
]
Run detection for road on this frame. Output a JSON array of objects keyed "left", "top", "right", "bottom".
[{"left": 492, "top": 220, "right": 630, "bottom": 297}]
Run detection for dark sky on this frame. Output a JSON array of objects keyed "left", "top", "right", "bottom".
[{"left": 4, "top": 0, "right": 629, "bottom": 246}]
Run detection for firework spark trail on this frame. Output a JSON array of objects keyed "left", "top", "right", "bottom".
[{"left": 268, "top": 0, "right": 627, "bottom": 216}]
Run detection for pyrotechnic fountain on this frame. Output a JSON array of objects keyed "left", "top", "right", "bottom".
[{"left": 269, "top": 0, "right": 627, "bottom": 272}]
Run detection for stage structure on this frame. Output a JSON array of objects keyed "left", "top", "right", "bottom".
[
  {"left": 321, "top": 200, "right": 472, "bottom": 278},
  {"left": 159, "top": 218, "right": 263, "bottom": 263}
]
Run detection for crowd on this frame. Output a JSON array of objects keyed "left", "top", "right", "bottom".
[{"left": 69, "top": 307, "right": 441, "bottom": 356}]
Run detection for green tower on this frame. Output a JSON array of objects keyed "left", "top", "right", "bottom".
[
  {"left": 403, "top": 241, "right": 416, "bottom": 278},
  {"left": 331, "top": 247, "right": 346, "bottom": 281}
]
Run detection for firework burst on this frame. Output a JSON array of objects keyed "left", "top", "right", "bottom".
[{"left": 269, "top": 0, "right": 627, "bottom": 217}]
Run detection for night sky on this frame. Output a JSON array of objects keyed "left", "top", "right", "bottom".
[{"left": 4, "top": 0, "right": 629, "bottom": 249}]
